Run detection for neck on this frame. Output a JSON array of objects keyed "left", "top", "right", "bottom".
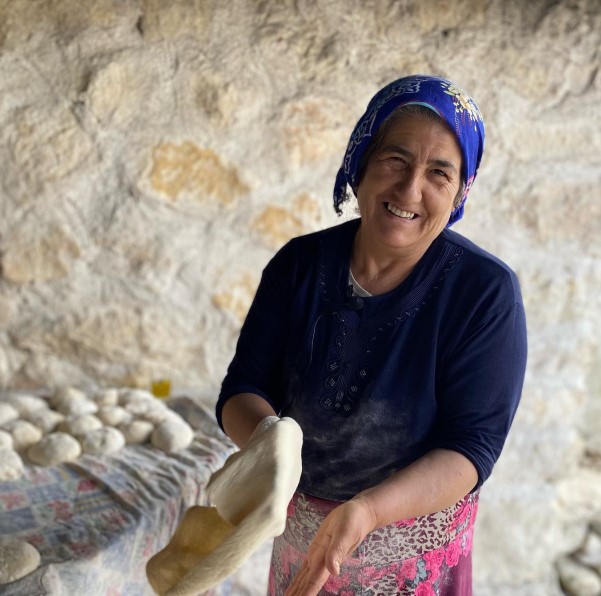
[{"left": 350, "top": 226, "right": 432, "bottom": 295}]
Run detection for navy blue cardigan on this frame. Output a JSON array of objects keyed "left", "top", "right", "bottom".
[{"left": 217, "top": 219, "right": 527, "bottom": 501}]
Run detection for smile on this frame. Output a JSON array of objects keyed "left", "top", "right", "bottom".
[{"left": 385, "top": 203, "right": 417, "bottom": 220}]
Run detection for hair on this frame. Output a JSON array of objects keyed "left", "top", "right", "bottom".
[{"left": 355, "top": 104, "right": 466, "bottom": 209}]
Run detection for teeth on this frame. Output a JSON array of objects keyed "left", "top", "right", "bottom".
[{"left": 386, "top": 203, "right": 416, "bottom": 219}]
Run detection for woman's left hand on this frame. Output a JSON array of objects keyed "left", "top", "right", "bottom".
[{"left": 285, "top": 497, "right": 377, "bottom": 596}]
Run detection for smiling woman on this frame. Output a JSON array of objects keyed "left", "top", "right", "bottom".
[
  {"left": 213, "top": 75, "right": 527, "bottom": 596},
  {"left": 352, "top": 111, "right": 464, "bottom": 294}
]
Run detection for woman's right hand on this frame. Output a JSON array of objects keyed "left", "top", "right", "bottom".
[{"left": 285, "top": 497, "right": 377, "bottom": 596}]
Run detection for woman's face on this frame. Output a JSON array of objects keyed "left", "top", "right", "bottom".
[{"left": 356, "top": 114, "right": 463, "bottom": 257}]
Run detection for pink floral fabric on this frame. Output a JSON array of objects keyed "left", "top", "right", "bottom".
[{"left": 269, "top": 490, "right": 479, "bottom": 595}]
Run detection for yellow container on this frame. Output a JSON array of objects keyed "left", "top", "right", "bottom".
[{"left": 151, "top": 378, "right": 171, "bottom": 399}]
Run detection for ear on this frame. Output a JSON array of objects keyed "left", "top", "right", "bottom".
[{"left": 453, "top": 183, "right": 466, "bottom": 210}]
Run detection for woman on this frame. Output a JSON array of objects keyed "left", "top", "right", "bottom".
[{"left": 216, "top": 75, "right": 527, "bottom": 595}]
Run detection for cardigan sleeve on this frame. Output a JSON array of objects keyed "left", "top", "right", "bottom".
[
  {"left": 216, "top": 240, "right": 298, "bottom": 431},
  {"left": 431, "top": 300, "right": 527, "bottom": 488}
]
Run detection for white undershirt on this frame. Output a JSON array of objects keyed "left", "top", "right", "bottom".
[{"left": 348, "top": 269, "right": 373, "bottom": 298}]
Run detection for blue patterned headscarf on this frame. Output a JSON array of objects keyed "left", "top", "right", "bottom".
[{"left": 333, "top": 75, "right": 485, "bottom": 226}]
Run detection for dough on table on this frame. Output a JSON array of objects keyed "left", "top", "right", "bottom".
[
  {"left": 0, "top": 448, "right": 24, "bottom": 481},
  {"left": 119, "top": 389, "right": 155, "bottom": 406},
  {"left": 27, "top": 432, "right": 82, "bottom": 466},
  {"left": 2, "top": 420, "right": 43, "bottom": 451},
  {"left": 50, "top": 386, "right": 88, "bottom": 409},
  {"left": 98, "top": 405, "right": 133, "bottom": 427},
  {"left": 55, "top": 397, "right": 98, "bottom": 416},
  {"left": 58, "top": 414, "right": 103, "bottom": 436},
  {"left": 120, "top": 419, "right": 154, "bottom": 444},
  {"left": 151, "top": 419, "right": 194, "bottom": 453},
  {"left": 79, "top": 427, "right": 126, "bottom": 455},
  {"left": 146, "top": 417, "right": 303, "bottom": 595},
  {"left": 0, "top": 430, "right": 13, "bottom": 449},
  {"left": 0, "top": 403, "right": 19, "bottom": 427},
  {"left": 91, "top": 388, "right": 120, "bottom": 407},
  {"left": 23, "top": 408, "right": 64, "bottom": 434},
  {"left": 124, "top": 397, "right": 163, "bottom": 415},
  {"left": 2, "top": 394, "right": 48, "bottom": 417},
  {"left": 0, "top": 538, "right": 41, "bottom": 584}
]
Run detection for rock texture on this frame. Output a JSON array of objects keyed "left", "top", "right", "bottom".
[{"left": 0, "top": 1, "right": 600, "bottom": 594}]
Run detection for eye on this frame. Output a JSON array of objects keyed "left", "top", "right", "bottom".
[{"left": 384, "top": 154, "right": 407, "bottom": 166}]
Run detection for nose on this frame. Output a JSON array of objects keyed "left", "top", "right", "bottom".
[{"left": 393, "top": 168, "right": 422, "bottom": 202}]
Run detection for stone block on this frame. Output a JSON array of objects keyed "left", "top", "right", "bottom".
[
  {"left": 141, "top": 0, "right": 211, "bottom": 41},
  {"left": 1, "top": 219, "right": 81, "bottom": 284},
  {"left": 148, "top": 142, "right": 248, "bottom": 205}
]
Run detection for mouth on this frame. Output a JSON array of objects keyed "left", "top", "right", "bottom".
[{"left": 384, "top": 202, "right": 417, "bottom": 220}]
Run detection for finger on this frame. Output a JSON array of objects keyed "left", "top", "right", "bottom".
[
  {"left": 286, "top": 562, "right": 330, "bottom": 596},
  {"left": 323, "top": 528, "right": 361, "bottom": 577}
]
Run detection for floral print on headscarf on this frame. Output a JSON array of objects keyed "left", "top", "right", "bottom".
[{"left": 333, "top": 75, "right": 485, "bottom": 227}]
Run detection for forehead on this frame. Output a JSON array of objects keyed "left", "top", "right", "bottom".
[{"left": 378, "top": 114, "right": 462, "bottom": 163}]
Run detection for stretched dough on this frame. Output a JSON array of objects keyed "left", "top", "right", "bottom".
[
  {"left": 0, "top": 539, "right": 41, "bottom": 584},
  {"left": 146, "top": 506, "right": 234, "bottom": 595},
  {"left": 146, "top": 416, "right": 302, "bottom": 595}
]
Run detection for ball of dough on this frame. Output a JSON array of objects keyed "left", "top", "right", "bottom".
[
  {"left": 0, "top": 448, "right": 24, "bottom": 481},
  {"left": 0, "top": 403, "right": 19, "bottom": 427},
  {"left": 97, "top": 405, "right": 132, "bottom": 427},
  {"left": 23, "top": 408, "right": 64, "bottom": 434},
  {"left": 58, "top": 414, "right": 103, "bottom": 436},
  {"left": 50, "top": 386, "right": 88, "bottom": 409},
  {"left": 28, "top": 432, "right": 82, "bottom": 466},
  {"left": 91, "top": 388, "right": 120, "bottom": 407},
  {"left": 0, "top": 430, "right": 13, "bottom": 450},
  {"left": 56, "top": 398, "right": 98, "bottom": 417},
  {"left": 0, "top": 539, "right": 41, "bottom": 584},
  {"left": 79, "top": 427, "right": 126, "bottom": 455},
  {"left": 3, "top": 394, "right": 48, "bottom": 417},
  {"left": 151, "top": 419, "right": 194, "bottom": 453},
  {"left": 2, "top": 420, "right": 43, "bottom": 451},
  {"left": 140, "top": 407, "right": 175, "bottom": 425},
  {"left": 124, "top": 398, "right": 171, "bottom": 424},
  {"left": 120, "top": 419, "right": 154, "bottom": 444},
  {"left": 119, "top": 389, "right": 155, "bottom": 406}
]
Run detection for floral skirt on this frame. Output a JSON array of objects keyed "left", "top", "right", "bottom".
[{"left": 268, "top": 490, "right": 479, "bottom": 596}]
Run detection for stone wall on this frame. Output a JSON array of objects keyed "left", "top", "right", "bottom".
[{"left": 0, "top": 1, "right": 600, "bottom": 593}]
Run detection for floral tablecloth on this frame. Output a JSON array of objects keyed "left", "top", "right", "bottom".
[{"left": 0, "top": 397, "right": 235, "bottom": 596}]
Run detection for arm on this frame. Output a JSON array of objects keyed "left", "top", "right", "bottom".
[
  {"left": 216, "top": 240, "right": 299, "bottom": 435},
  {"left": 286, "top": 448, "right": 476, "bottom": 596},
  {"left": 221, "top": 393, "right": 278, "bottom": 448},
  {"left": 353, "top": 447, "right": 477, "bottom": 528}
]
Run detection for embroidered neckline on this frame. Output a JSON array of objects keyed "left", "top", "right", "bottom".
[{"left": 314, "top": 225, "right": 464, "bottom": 416}]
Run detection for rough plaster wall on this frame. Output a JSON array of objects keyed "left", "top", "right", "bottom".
[{"left": 0, "top": 0, "right": 600, "bottom": 593}]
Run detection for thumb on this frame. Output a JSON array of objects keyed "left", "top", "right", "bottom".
[{"left": 325, "top": 536, "right": 353, "bottom": 577}]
